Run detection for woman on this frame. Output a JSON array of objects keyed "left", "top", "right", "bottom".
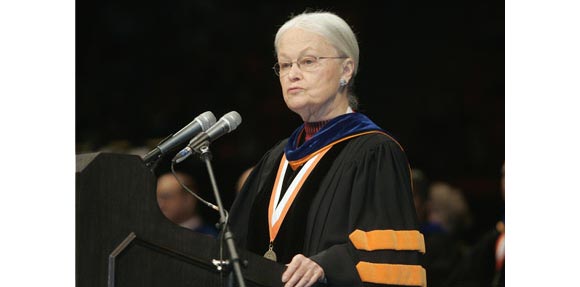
[{"left": 229, "top": 11, "right": 426, "bottom": 287}]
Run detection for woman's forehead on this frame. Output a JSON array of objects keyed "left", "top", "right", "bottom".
[{"left": 276, "top": 28, "right": 335, "bottom": 58}]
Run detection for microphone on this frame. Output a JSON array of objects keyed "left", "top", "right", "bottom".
[
  {"left": 172, "top": 111, "right": 242, "bottom": 163},
  {"left": 142, "top": 111, "right": 216, "bottom": 165}
]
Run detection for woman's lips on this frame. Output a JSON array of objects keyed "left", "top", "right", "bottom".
[{"left": 287, "top": 87, "right": 304, "bottom": 94}]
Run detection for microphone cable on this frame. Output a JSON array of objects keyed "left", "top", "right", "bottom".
[
  {"left": 170, "top": 160, "right": 231, "bottom": 284},
  {"left": 170, "top": 161, "right": 228, "bottom": 218}
]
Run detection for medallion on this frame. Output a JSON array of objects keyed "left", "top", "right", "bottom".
[{"left": 264, "top": 244, "right": 277, "bottom": 261}]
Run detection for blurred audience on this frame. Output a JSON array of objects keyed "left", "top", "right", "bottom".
[
  {"left": 418, "top": 178, "right": 472, "bottom": 287},
  {"left": 156, "top": 171, "right": 218, "bottom": 237},
  {"left": 444, "top": 163, "right": 505, "bottom": 287},
  {"left": 411, "top": 168, "right": 429, "bottom": 225},
  {"left": 235, "top": 166, "right": 254, "bottom": 194},
  {"left": 425, "top": 182, "right": 472, "bottom": 234}
]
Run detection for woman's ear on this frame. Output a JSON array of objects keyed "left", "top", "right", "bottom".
[{"left": 341, "top": 58, "right": 355, "bottom": 83}]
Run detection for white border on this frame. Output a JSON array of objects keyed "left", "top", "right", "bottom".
[
  {"left": 507, "top": 0, "right": 580, "bottom": 285},
  {"left": 0, "top": 0, "right": 75, "bottom": 286}
]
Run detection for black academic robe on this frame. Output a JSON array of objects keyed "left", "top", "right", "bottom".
[{"left": 229, "top": 133, "right": 425, "bottom": 286}]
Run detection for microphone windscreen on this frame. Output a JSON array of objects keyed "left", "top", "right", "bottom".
[{"left": 221, "top": 111, "right": 242, "bottom": 132}]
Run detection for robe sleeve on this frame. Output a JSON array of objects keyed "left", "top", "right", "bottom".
[{"left": 310, "top": 138, "right": 426, "bottom": 287}]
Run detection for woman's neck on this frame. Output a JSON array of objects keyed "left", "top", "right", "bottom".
[
  {"left": 304, "top": 120, "right": 330, "bottom": 141},
  {"left": 297, "top": 93, "right": 350, "bottom": 122},
  {"left": 302, "top": 106, "right": 353, "bottom": 141}
]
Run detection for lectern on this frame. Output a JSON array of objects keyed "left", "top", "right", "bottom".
[{"left": 76, "top": 152, "right": 284, "bottom": 286}]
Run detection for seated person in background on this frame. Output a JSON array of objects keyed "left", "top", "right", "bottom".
[
  {"left": 411, "top": 168, "right": 429, "bottom": 226},
  {"left": 444, "top": 163, "right": 505, "bottom": 287},
  {"left": 235, "top": 165, "right": 254, "bottom": 194},
  {"left": 156, "top": 171, "right": 218, "bottom": 237},
  {"left": 424, "top": 182, "right": 472, "bottom": 234},
  {"left": 422, "top": 181, "right": 472, "bottom": 287}
]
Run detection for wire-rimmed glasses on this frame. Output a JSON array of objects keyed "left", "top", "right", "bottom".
[{"left": 273, "top": 55, "right": 348, "bottom": 77}]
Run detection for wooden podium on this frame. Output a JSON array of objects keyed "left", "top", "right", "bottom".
[{"left": 76, "top": 152, "right": 284, "bottom": 287}]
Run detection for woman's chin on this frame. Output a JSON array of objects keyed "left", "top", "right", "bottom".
[{"left": 284, "top": 98, "right": 310, "bottom": 114}]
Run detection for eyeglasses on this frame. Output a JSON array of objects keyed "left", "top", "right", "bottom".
[{"left": 273, "top": 55, "right": 348, "bottom": 77}]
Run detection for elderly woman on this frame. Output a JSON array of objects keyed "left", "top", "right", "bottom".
[{"left": 229, "top": 12, "right": 426, "bottom": 287}]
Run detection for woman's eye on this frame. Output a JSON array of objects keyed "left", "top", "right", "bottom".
[{"left": 301, "top": 59, "right": 315, "bottom": 66}]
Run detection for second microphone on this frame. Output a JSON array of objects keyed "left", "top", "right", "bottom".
[{"left": 172, "top": 111, "right": 242, "bottom": 163}]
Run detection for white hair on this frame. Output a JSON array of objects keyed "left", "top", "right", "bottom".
[
  {"left": 275, "top": 11, "right": 359, "bottom": 74},
  {"left": 274, "top": 12, "right": 361, "bottom": 108}
]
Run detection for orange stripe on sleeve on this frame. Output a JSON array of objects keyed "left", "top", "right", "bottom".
[
  {"left": 356, "top": 261, "right": 426, "bottom": 287},
  {"left": 349, "top": 229, "right": 426, "bottom": 253}
]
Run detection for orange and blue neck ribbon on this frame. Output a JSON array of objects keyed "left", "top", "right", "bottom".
[{"left": 284, "top": 112, "right": 390, "bottom": 168}]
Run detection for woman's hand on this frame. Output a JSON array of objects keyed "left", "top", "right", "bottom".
[{"left": 281, "top": 254, "right": 325, "bottom": 287}]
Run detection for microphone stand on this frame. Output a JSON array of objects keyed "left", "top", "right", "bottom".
[{"left": 196, "top": 143, "right": 246, "bottom": 287}]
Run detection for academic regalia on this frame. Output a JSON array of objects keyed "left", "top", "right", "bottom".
[{"left": 229, "top": 113, "right": 426, "bottom": 286}]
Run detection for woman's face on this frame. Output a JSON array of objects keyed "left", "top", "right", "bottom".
[{"left": 276, "top": 28, "right": 353, "bottom": 122}]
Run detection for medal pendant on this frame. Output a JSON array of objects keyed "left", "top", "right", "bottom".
[{"left": 263, "top": 243, "right": 277, "bottom": 262}]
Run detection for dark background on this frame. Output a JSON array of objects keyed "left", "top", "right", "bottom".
[{"left": 76, "top": 1, "right": 504, "bottom": 241}]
